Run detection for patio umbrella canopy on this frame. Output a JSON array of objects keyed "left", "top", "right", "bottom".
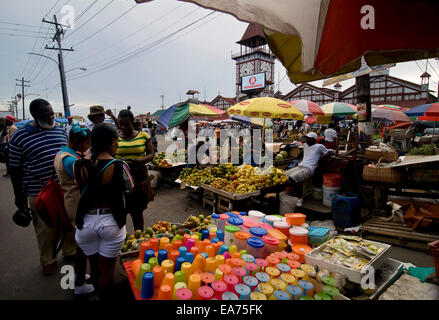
[
  {"left": 289, "top": 99, "right": 324, "bottom": 116},
  {"left": 405, "top": 103, "right": 439, "bottom": 118},
  {"left": 320, "top": 102, "right": 357, "bottom": 117},
  {"left": 372, "top": 108, "right": 412, "bottom": 123},
  {"left": 157, "top": 103, "right": 226, "bottom": 129},
  {"left": 177, "top": 0, "right": 439, "bottom": 83},
  {"left": 227, "top": 97, "right": 304, "bottom": 120}
]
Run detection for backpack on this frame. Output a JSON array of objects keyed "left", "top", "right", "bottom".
[{"left": 35, "top": 177, "right": 73, "bottom": 259}]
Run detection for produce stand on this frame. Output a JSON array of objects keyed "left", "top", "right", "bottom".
[
  {"left": 255, "top": 183, "right": 288, "bottom": 214},
  {"left": 201, "top": 183, "right": 260, "bottom": 212}
]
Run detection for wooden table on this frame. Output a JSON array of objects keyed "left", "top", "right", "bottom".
[{"left": 200, "top": 184, "right": 260, "bottom": 212}]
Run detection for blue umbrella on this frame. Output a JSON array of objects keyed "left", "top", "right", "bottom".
[
  {"left": 404, "top": 103, "right": 437, "bottom": 117},
  {"left": 55, "top": 118, "right": 68, "bottom": 124},
  {"left": 15, "top": 120, "right": 32, "bottom": 127}
]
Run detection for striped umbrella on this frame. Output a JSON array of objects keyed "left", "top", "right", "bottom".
[
  {"left": 289, "top": 99, "right": 324, "bottom": 116},
  {"left": 374, "top": 104, "right": 403, "bottom": 110},
  {"left": 372, "top": 108, "right": 412, "bottom": 123},
  {"left": 157, "top": 103, "right": 226, "bottom": 129},
  {"left": 405, "top": 103, "right": 439, "bottom": 118},
  {"left": 320, "top": 102, "right": 357, "bottom": 117}
]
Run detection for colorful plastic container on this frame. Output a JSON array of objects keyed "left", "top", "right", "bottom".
[
  {"left": 284, "top": 213, "right": 306, "bottom": 226},
  {"left": 242, "top": 219, "right": 260, "bottom": 233},
  {"left": 248, "top": 210, "right": 266, "bottom": 223},
  {"left": 273, "top": 221, "right": 291, "bottom": 237},
  {"left": 289, "top": 226, "right": 309, "bottom": 245},
  {"left": 245, "top": 237, "right": 265, "bottom": 259},
  {"left": 262, "top": 235, "right": 280, "bottom": 257},
  {"left": 291, "top": 244, "right": 312, "bottom": 263},
  {"left": 224, "top": 225, "right": 240, "bottom": 247},
  {"left": 249, "top": 227, "right": 267, "bottom": 238},
  {"left": 227, "top": 216, "right": 244, "bottom": 230},
  {"left": 263, "top": 215, "right": 282, "bottom": 227},
  {"left": 234, "top": 231, "right": 252, "bottom": 251}
]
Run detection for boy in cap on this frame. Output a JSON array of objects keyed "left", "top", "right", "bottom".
[{"left": 286, "top": 132, "right": 332, "bottom": 183}]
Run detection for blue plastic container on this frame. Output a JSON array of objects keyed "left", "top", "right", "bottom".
[
  {"left": 332, "top": 193, "right": 361, "bottom": 228},
  {"left": 308, "top": 227, "right": 330, "bottom": 245}
]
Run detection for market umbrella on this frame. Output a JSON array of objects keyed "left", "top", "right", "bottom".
[
  {"left": 228, "top": 97, "right": 304, "bottom": 120},
  {"left": 374, "top": 104, "right": 403, "bottom": 111},
  {"left": 404, "top": 103, "right": 439, "bottom": 118},
  {"left": 173, "top": 0, "right": 439, "bottom": 84},
  {"left": 372, "top": 108, "right": 412, "bottom": 123},
  {"left": 157, "top": 103, "right": 226, "bottom": 129},
  {"left": 320, "top": 102, "right": 357, "bottom": 117},
  {"left": 152, "top": 109, "right": 165, "bottom": 117},
  {"left": 231, "top": 115, "right": 273, "bottom": 128},
  {"left": 15, "top": 119, "right": 32, "bottom": 127},
  {"left": 288, "top": 99, "right": 324, "bottom": 116},
  {"left": 305, "top": 116, "right": 318, "bottom": 125},
  {"left": 190, "top": 104, "right": 229, "bottom": 120}
]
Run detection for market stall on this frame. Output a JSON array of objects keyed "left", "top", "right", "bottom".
[{"left": 118, "top": 207, "right": 439, "bottom": 300}]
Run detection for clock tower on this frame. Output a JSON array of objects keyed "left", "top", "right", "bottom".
[{"left": 232, "top": 23, "right": 275, "bottom": 101}]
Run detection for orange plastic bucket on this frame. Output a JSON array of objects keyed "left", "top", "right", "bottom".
[
  {"left": 285, "top": 213, "right": 306, "bottom": 226},
  {"left": 323, "top": 174, "right": 341, "bottom": 187}
]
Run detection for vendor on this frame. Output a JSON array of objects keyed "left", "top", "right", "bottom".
[
  {"left": 324, "top": 122, "right": 338, "bottom": 150},
  {"left": 286, "top": 132, "right": 333, "bottom": 183}
]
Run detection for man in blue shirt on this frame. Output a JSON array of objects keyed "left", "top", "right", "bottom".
[{"left": 9, "top": 99, "right": 75, "bottom": 276}]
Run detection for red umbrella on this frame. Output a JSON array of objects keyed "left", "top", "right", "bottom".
[
  {"left": 173, "top": 0, "right": 439, "bottom": 83},
  {"left": 289, "top": 99, "right": 324, "bottom": 116},
  {"left": 305, "top": 116, "right": 317, "bottom": 124}
]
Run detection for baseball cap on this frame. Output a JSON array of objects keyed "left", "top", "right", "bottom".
[
  {"left": 6, "top": 115, "right": 15, "bottom": 122},
  {"left": 306, "top": 132, "right": 318, "bottom": 140}
]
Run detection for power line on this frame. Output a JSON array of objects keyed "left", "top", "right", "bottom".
[
  {"left": 66, "top": 12, "right": 217, "bottom": 82},
  {"left": 80, "top": 7, "right": 201, "bottom": 70},
  {"left": 20, "top": 20, "right": 46, "bottom": 78},
  {"left": 64, "top": 0, "right": 116, "bottom": 39},
  {"left": 0, "top": 32, "right": 49, "bottom": 39},
  {"left": 0, "top": 21, "right": 52, "bottom": 30},
  {"left": 73, "top": 0, "right": 98, "bottom": 23},
  {"left": 44, "top": 0, "right": 63, "bottom": 18},
  {"left": 71, "top": 3, "right": 137, "bottom": 47},
  {"left": 68, "top": 2, "right": 187, "bottom": 66},
  {"left": 0, "top": 27, "right": 52, "bottom": 34}
]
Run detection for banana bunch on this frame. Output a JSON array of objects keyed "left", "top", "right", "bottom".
[{"left": 235, "top": 183, "right": 258, "bottom": 195}]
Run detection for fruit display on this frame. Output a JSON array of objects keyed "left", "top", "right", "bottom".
[
  {"left": 211, "top": 163, "right": 239, "bottom": 178},
  {"left": 206, "top": 165, "right": 288, "bottom": 195},
  {"left": 158, "top": 159, "right": 172, "bottom": 168},
  {"left": 275, "top": 150, "right": 289, "bottom": 161},
  {"left": 180, "top": 167, "right": 215, "bottom": 186},
  {"left": 153, "top": 152, "right": 166, "bottom": 165},
  {"left": 121, "top": 221, "right": 182, "bottom": 253},
  {"left": 181, "top": 214, "right": 212, "bottom": 232}
]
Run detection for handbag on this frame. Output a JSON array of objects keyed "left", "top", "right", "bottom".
[{"left": 12, "top": 206, "right": 33, "bottom": 227}]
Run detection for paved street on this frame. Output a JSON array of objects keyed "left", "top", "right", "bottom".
[{"left": 0, "top": 156, "right": 434, "bottom": 299}]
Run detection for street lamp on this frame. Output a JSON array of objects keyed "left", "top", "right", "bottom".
[
  {"left": 65, "top": 67, "right": 87, "bottom": 73},
  {"left": 28, "top": 52, "right": 86, "bottom": 117}
]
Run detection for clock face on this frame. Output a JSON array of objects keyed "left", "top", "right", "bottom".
[
  {"left": 261, "top": 61, "right": 272, "bottom": 81},
  {"left": 240, "top": 63, "right": 254, "bottom": 77}
]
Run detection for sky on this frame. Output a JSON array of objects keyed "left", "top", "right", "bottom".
[{"left": 0, "top": 0, "right": 438, "bottom": 119}]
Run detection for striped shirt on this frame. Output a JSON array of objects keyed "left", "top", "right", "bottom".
[
  {"left": 9, "top": 123, "right": 68, "bottom": 196},
  {"left": 115, "top": 131, "right": 150, "bottom": 160}
]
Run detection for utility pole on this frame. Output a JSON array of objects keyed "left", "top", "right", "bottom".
[
  {"left": 160, "top": 95, "right": 164, "bottom": 109},
  {"left": 15, "top": 78, "right": 30, "bottom": 120},
  {"left": 43, "top": 15, "right": 74, "bottom": 117}
]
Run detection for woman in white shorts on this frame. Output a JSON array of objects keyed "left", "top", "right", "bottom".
[{"left": 74, "top": 123, "right": 134, "bottom": 300}]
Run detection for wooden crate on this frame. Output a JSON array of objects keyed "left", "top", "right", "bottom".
[{"left": 361, "top": 217, "right": 439, "bottom": 251}]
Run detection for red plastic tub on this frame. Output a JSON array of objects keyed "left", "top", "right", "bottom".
[{"left": 323, "top": 174, "right": 341, "bottom": 187}]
